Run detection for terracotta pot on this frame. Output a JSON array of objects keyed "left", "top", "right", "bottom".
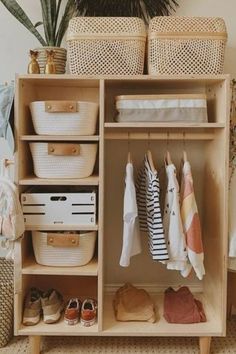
[{"left": 34, "top": 47, "right": 67, "bottom": 74}]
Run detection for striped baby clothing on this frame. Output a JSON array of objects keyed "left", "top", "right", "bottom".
[
  {"left": 136, "top": 154, "right": 169, "bottom": 261},
  {"left": 163, "top": 163, "right": 188, "bottom": 271},
  {"left": 180, "top": 160, "right": 205, "bottom": 280},
  {"left": 120, "top": 161, "right": 141, "bottom": 267}
]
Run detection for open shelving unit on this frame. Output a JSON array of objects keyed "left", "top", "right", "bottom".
[{"left": 14, "top": 74, "right": 229, "bottom": 354}]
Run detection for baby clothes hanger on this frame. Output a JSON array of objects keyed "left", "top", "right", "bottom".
[
  {"left": 146, "top": 132, "right": 156, "bottom": 173},
  {"left": 165, "top": 132, "right": 172, "bottom": 166},
  {"left": 127, "top": 132, "right": 132, "bottom": 163},
  {"left": 147, "top": 150, "right": 156, "bottom": 173},
  {"left": 182, "top": 132, "right": 188, "bottom": 163},
  {"left": 165, "top": 150, "right": 172, "bottom": 166}
]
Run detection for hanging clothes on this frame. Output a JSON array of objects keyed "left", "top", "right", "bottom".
[
  {"left": 0, "top": 159, "right": 25, "bottom": 260},
  {"left": 180, "top": 159, "right": 205, "bottom": 280},
  {"left": 136, "top": 154, "right": 169, "bottom": 261},
  {"left": 163, "top": 162, "right": 187, "bottom": 271},
  {"left": 120, "top": 161, "right": 141, "bottom": 267},
  {"left": 0, "top": 82, "right": 14, "bottom": 153}
]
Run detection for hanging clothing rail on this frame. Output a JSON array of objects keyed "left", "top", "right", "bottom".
[{"left": 105, "top": 132, "right": 215, "bottom": 140}]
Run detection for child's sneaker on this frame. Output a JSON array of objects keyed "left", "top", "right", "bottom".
[
  {"left": 41, "top": 289, "right": 64, "bottom": 324},
  {"left": 64, "top": 298, "right": 81, "bottom": 325},
  {"left": 22, "top": 287, "right": 42, "bottom": 326},
  {"left": 80, "top": 299, "right": 97, "bottom": 327}
]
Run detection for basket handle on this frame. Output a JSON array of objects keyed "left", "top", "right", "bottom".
[
  {"left": 45, "top": 101, "right": 77, "bottom": 113},
  {"left": 47, "top": 233, "right": 80, "bottom": 247},
  {"left": 48, "top": 143, "right": 80, "bottom": 156}
]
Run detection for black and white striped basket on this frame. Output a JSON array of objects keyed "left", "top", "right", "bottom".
[{"left": 0, "top": 258, "right": 14, "bottom": 347}]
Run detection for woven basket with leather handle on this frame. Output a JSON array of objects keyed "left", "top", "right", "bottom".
[
  {"left": 0, "top": 258, "right": 14, "bottom": 347},
  {"left": 148, "top": 17, "right": 227, "bottom": 75}
]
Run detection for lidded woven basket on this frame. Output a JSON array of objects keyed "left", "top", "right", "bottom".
[
  {"left": 148, "top": 17, "right": 227, "bottom": 75},
  {"left": 67, "top": 17, "right": 146, "bottom": 75}
]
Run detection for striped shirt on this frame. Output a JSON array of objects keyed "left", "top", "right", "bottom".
[{"left": 136, "top": 155, "right": 169, "bottom": 261}]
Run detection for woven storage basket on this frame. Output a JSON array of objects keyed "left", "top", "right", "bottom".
[
  {"left": 30, "top": 100, "right": 98, "bottom": 136},
  {"left": 0, "top": 259, "right": 13, "bottom": 347},
  {"left": 30, "top": 142, "right": 97, "bottom": 178},
  {"left": 32, "top": 231, "right": 97, "bottom": 266},
  {"left": 67, "top": 17, "right": 146, "bottom": 75},
  {"left": 148, "top": 17, "right": 227, "bottom": 75},
  {"left": 115, "top": 94, "right": 208, "bottom": 122}
]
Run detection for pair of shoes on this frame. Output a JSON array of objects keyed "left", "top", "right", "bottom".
[
  {"left": 64, "top": 298, "right": 97, "bottom": 327},
  {"left": 23, "top": 287, "right": 64, "bottom": 326}
]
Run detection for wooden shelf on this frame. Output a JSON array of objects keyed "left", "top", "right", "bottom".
[
  {"left": 20, "top": 135, "right": 100, "bottom": 141},
  {"left": 103, "top": 293, "right": 222, "bottom": 336},
  {"left": 18, "top": 317, "right": 98, "bottom": 336},
  {"left": 25, "top": 224, "right": 98, "bottom": 231},
  {"left": 22, "top": 257, "right": 98, "bottom": 276},
  {"left": 105, "top": 122, "right": 225, "bottom": 129},
  {"left": 19, "top": 175, "right": 99, "bottom": 185}
]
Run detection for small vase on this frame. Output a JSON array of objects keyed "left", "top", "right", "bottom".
[{"left": 33, "top": 46, "right": 67, "bottom": 74}]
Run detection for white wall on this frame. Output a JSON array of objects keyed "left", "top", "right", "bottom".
[{"left": 0, "top": 0, "right": 235, "bottom": 82}]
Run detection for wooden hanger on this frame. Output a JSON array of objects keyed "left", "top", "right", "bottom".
[
  {"left": 147, "top": 149, "right": 156, "bottom": 173},
  {"left": 165, "top": 150, "right": 172, "bottom": 165},
  {"left": 127, "top": 151, "right": 132, "bottom": 163},
  {"left": 183, "top": 150, "right": 188, "bottom": 163},
  {"left": 182, "top": 132, "right": 188, "bottom": 163},
  {"left": 127, "top": 132, "right": 132, "bottom": 163}
]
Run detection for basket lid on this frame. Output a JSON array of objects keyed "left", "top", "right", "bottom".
[
  {"left": 67, "top": 17, "right": 146, "bottom": 41},
  {"left": 116, "top": 94, "right": 207, "bottom": 101},
  {"left": 149, "top": 16, "right": 227, "bottom": 40}
]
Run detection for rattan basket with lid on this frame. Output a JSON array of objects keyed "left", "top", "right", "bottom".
[
  {"left": 67, "top": 17, "right": 146, "bottom": 75},
  {"left": 148, "top": 16, "right": 227, "bottom": 75}
]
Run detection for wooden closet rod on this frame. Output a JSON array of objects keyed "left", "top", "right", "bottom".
[{"left": 105, "top": 132, "right": 214, "bottom": 140}]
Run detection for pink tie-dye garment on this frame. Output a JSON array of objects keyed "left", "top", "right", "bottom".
[{"left": 180, "top": 160, "right": 205, "bottom": 280}]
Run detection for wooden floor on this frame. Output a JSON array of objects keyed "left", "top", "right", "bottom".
[{"left": 1, "top": 318, "right": 236, "bottom": 354}]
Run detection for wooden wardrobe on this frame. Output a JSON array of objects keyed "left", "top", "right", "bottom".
[{"left": 14, "top": 74, "right": 230, "bottom": 354}]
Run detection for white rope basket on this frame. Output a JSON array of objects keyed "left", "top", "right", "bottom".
[
  {"left": 67, "top": 17, "right": 146, "bottom": 75},
  {"left": 30, "top": 142, "right": 97, "bottom": 178},
  {"left": 30, "top": 100, "right": 98, "bottom": 136},
  {"left": 32, "top": 231, "right": 97, "bottom": 266},
  {"left": 148, "top": 17, "right": 227, "bottom": 75}
]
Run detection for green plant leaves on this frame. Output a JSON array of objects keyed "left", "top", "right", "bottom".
[
  {"left": 34, "top": 21, "right": 43, "bottom": 28},
  {"left": 56, "top": 0, "right": 77, "bottom": 47},
  {"left": 0, "top": 0, "right": 47, "bottom": 45},
  {"left": 1, "top": 0, "right": 77, "bottom": 47}
]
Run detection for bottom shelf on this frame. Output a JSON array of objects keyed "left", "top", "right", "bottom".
[
  {"left": 103, "top": 293, "right": 223, "bottom": 337},
  {"left": 16, "top": 292, "right": 223, "bottom": 336},
  {"left": 18, "top": 317, "right": 98, "bottom": 336}
]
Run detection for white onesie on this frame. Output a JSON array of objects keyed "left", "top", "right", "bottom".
[
  {"left": 119, "top": 162, "right": 141, "bottom": 267},
  {"left": 163, "top": 163, "right": 188, "bottom": 271}
]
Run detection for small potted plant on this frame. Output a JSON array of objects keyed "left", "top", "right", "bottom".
[{"left": 0, "top": 0, "right": 78, "bottom": 73}]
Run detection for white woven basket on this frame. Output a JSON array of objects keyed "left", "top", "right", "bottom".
[
  {"left": 67, "top": 17, "right": 146, "bottom": 75},
  {"left": 30, "top": 100, "right": 98, "bottom": 136},
  {"left": 148, "top": 17, "right": 227, "bottom": 75},
  {"left": 32, "top": 231, "right": 97, "bottom": 266},
  {"left": 30, "top": 142, "right": 97, "bottom": 178}
]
